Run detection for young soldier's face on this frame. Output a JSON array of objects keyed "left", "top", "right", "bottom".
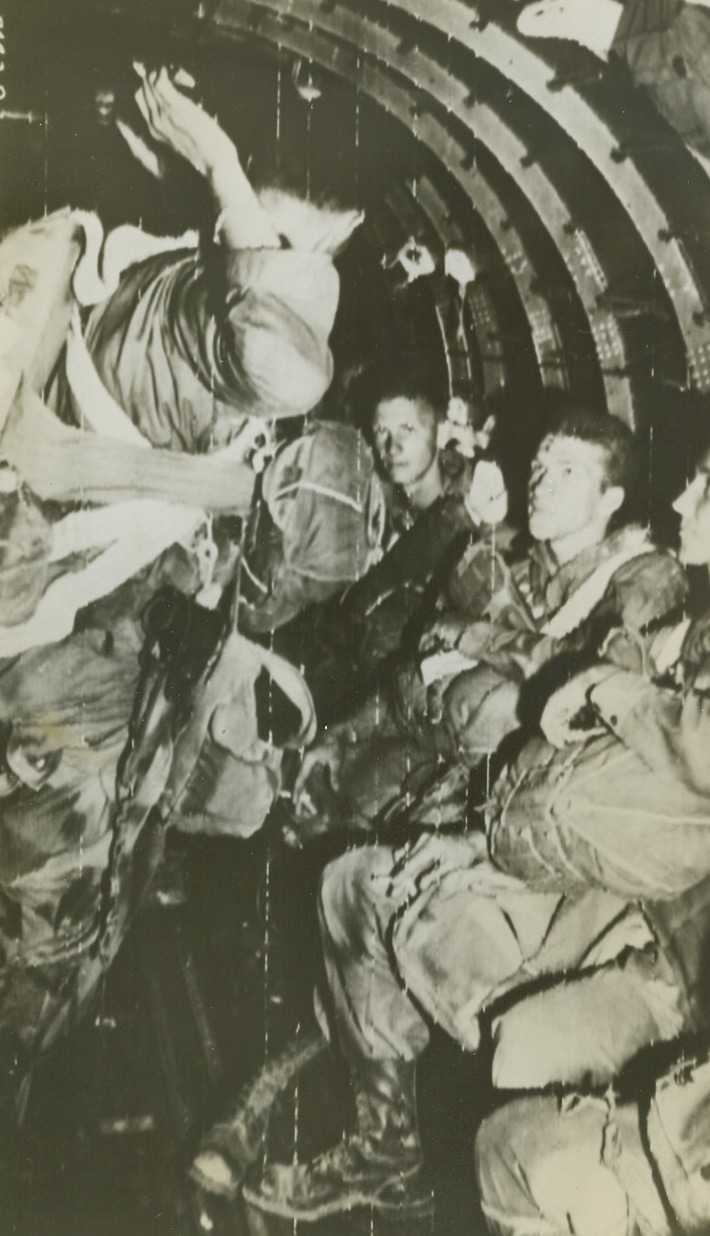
[
  {"left": 528, "top": 435, "right": 615, "bottom": 544},
  {"left": 673, "top": 451, "right": 710, "bottom": 566},
  {"left": 372, "top": 397, "right": 439, "bottom": 488}
]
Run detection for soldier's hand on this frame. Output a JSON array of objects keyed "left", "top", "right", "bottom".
[
  {"left": 133, "top": 64, "right": 238, "bottom": 179},
  {"left": 420, "top": 616, "right": 468, "bottom": 653}
]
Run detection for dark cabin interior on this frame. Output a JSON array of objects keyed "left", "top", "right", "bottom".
[{"left": 4, "top": 0, "right": 710, "bottom": 1232}]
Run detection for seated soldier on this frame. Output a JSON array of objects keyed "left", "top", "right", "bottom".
[
  {"left": 291, "top": 410, "right": 682, "bottom": 837},
  {"left": 193, "top": 412, "right": 685, "bottom": 1211},
  {"left": 345, "top": 384, "right": 505, "bottom": 659},
  {"left": 475, "top": 444, "right": 710, "bottom": 1236},
  {"left": 476, "top": 1046, "right": 710, "bottom": 1236},
  {"left": 242, "top": 430, "right": 707, "bottom": 1221},
  {"left": 273, "top": 375, "right": 502, "bottom": 726}
]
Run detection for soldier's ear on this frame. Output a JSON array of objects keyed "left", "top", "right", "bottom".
[{"left": 600, "top": 484, "right": 625, "bottom": 521}]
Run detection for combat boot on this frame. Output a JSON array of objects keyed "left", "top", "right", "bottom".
[{"left": 242, "top": 1057, "right": 432, "bottom": 1222}]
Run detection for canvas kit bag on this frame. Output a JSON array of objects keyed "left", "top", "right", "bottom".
[
  {"left": 488, "top": 731, "right": 710, "bottom": 902},
  {"left": 128, "top": 588, "right": 317, "bottom": 840},
  {"left": 240, "top": 421, "right": 385, "bottom": 633}
]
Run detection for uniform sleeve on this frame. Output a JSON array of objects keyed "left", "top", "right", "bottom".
[
  {"left": 172, "top": 246, "right": 339, "bottom": 419},
  {"left": 605, "top": 550, "right": 687, "bottom": 633},
  {"left": 457, "top": 613, "right": 559, "bottom": 681},
  {"left": 343, "top": 495, "right": 473, "bottom": 627},
  {"left": 589, "top": 670, "right": 710, "bottom": 796},
  {"left": 459, "top": 548, "right": 686, "bottom": 682},
  {"left": 488, "top": 709, "right": 710, "bottom": 902}
]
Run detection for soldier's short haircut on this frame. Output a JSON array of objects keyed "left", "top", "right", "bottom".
[{"left": 552, "top": 409, "right": 638, "bottom": 495}]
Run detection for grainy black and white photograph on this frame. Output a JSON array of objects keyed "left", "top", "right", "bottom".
[{"left": 3, "top": 0, "right": 710, "bottom": 1232}]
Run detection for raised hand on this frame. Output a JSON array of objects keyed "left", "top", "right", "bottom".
[
  {"left": 133, "top": 63, "right": 238, "bottom": 178},
  {"left": 132, "top": 64, "right": 280, "bottom": 250}
]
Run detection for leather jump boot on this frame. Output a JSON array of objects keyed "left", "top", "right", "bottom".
[{"left": 243, "top": 1056, "right": 432, "bottom": 1222}]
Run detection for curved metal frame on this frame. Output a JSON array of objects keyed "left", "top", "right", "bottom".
[{"left": 208, "top": 0, "right": 701, "bottom": 414}]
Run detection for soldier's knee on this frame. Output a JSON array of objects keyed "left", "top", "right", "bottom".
[
  {"left": 319, "top": 845, "right": 392, "bottom": 944},
  {"left": 477, "top": 1096, "right": 631, "bottom": 1236},
  {"left": 390, "top": 905, "right": 483, "bottom": 1051},
  {"left": 475, "top": 1101, "right": 529, "bottom": 1214},
  {"left": 529, "top": 1147, "right": 629, "bottom": 1235}
]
